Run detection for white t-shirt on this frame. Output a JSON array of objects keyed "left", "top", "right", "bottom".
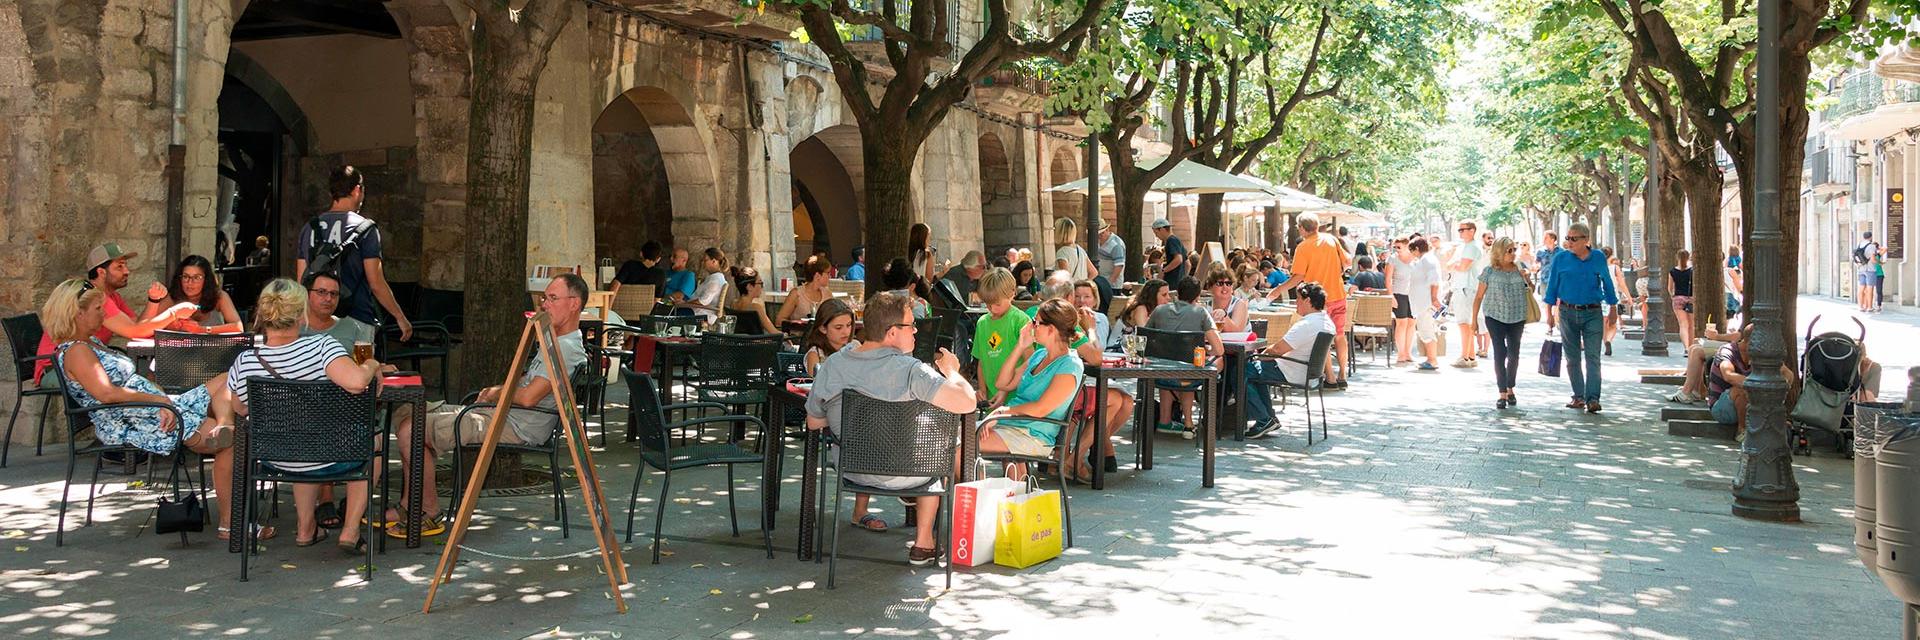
[
  {"left": 1406, "top": 255, "right": 1442, "bottom": 311},
  {"left": 1277, "top": 311, "right": 1335, "bottom": 383},
  {"left": 1055, "top": 244, "right": 1091, "bottom": 281},
  {"left": 1389, "top": 255, "right": 1415, "bottom": 295},
  {"left": 1452, "top": 242, "right": 1487, "bottom": 292},
  {"left": 693, "top": 272, "right": 728, "bottom": 322}
]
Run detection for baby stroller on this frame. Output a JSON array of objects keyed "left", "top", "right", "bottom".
[{"left": 1791, "top": 315, "right": 1865, "bottom": 457}]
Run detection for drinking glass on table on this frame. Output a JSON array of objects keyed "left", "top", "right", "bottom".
[{"left": 1125, "top": 335, "right": 1146, "bottom": 364}]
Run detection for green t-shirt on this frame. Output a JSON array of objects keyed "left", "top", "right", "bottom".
[{"left": 972, "top": 307, "right": 1032, "bottom": 399}]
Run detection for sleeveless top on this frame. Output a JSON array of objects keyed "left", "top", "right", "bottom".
[
  {"left": 1669, "top": 267, "right": 1694, "bottom": 297},
  {"left": 55, "top": 341, "right": 212, "bottom": 454}
]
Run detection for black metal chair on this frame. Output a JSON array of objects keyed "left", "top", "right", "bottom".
[
  {"left": 575, "top": 321, "right": 610, "bottom": 445},
  {"left": 1249, "top": 331, "right": 1334, "bottom": 444},
  {"left": 1139, "top": 326, "right": 1209, "bottom": 431},
  {"left": 975, "top": 387, "right": 1089, "bottom": 549},
  {"left": 691, "top": 333, "right": 781, "bottom": 445},
  {"left": 44, "top": 346, "right": 193, "bottom": 547},
  {"left": 238, "top": 378, "right": 384, "bottom": 581},
  {"left": 382, "top": 322, "right": 454, "bottom": 399},
  {"left": 148, "top": 331, "right": 253, "bottom": 394},
  {"left": 827, "top": 390, "right": 958, "bottom": 589},
  {"left": 620, "top": 370, "right": 770, "bottom": 563},
  {"left": 446, "top": 391, "right": 573, "bottom": 538},
  {"left": 3, "top": 314, "right": 60, "bottom": 467}
]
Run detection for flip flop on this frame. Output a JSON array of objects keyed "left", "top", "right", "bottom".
[
  {"left": 295, "top": 528, "right": 332, "bottom": 548},
  {"left": 385, "top": 511, "right": 447, "bottom": 539},
  {"left": 217, "top": 523, "right": 278, "bottom": 541},
  {"left": 315, "top": 501, "right": 344, "bottom": 530},
  {"left": 854, "top": 514, "right": 889, "bottom": 532},
  {"left": 337, "top": 537, "right": 369, "bottom": 556}
]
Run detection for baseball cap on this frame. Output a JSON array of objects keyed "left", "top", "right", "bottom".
[
  {"left": 86, "top": 243, "right": 138, "bottom": 270},
  {"left": 1151, "top": 218, "right": 1172, "bottom": 229}
]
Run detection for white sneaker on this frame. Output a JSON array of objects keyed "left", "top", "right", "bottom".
[{"left": 1451, "top": 358, "right": 1474, "bottom": 368}]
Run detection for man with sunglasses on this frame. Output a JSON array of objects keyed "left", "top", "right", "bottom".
[
  {"left": 805, "top": 291, "right": 976, "bottom": 566},
  {"left": 1542, "top": 223, "right": 1619, "bottom": 413},
  {"left": 1446, "top": 221, "right": 1487, "bottom": 367}
]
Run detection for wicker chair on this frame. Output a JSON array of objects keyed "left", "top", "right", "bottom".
[
  {"left": 238, "top": 378, "right": 383, "bottom": 581},
  {"left": 827, "top": 390, "right": 959, "bottom": 589},
  {"left": 3, "top": 313, "right": 60, "bottom": 466},
  {"left": 620, "top": 370, "right": 771, "bottom": 563},
  {"left": 610, "top": 284, "right": 656, "bottom": 322},
  {"left": 691, "top": 333, "right": 781, "bottom": 444},
  {"left": 44, "top": 347, "right": 193, "bottom": 547},
  {"left": 445, "top": 391, "right": 573, "bottom": 538},
  {"left": 1348, "top": 294, "right": 1396, "bottom": 365},
  {"left": 149, "top": 330, "right": 253, "bottom": 394},
  {"left": 1249, "top": 331, "right": 1334, "bottom": 444}
]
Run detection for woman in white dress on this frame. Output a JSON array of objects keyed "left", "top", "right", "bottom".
[{"left": 688, "top": 247, "right": 731, "bottom": 324}]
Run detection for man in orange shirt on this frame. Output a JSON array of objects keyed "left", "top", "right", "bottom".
[{"left": 1274, "top": 212, "right": 1352, "bottom": 386}]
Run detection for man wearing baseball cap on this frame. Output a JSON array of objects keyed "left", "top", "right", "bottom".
[
  {"left": 33, "top": 244, "right": 188, "bottom": 382},
  {"left": 1152, "top": 218, "right": 1190, "bottom": 287}
]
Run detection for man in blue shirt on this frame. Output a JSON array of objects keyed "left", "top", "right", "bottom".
[
  {"left": 845, "top": 246, "right": 866, "bottom": 282},
  {"left": 1262, "top": 259, "right": 1290, "bottom": 289},
  {"left": 1153, "top": 218, "right": 1189, "bottom": 286},
  {"left": 1542, "top": 223, "right": 1618, "bottom": 413},
  {"left": 664, "top": 247, "right": 696, "bottom": 303}
]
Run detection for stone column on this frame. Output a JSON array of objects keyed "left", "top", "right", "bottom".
[
  {"left": 1642, "top": 144, "right": 1668, "bottom": 357},
  {"left": 389, "top": 0, "right": 470, "bottom": 290},
  {"left": 525, "top": 1, "right": 596, "bottom": 275}
]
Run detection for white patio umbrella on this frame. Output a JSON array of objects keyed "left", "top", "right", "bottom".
[{"left": 1045, "top": 156, "right": 1280, "bottom": 196}]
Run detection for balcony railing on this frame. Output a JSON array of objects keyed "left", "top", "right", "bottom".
[{"left": 1826, "top": 71, "right": 1920, "bottom": 122}]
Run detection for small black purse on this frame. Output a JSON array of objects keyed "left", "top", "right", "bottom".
[{"left": 154, "top": 452, "right": 205, "bottom": 534}]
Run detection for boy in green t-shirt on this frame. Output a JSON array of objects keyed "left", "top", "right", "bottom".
[{"left": 972, "top": 267, "right": 1031, "bottom": 403}]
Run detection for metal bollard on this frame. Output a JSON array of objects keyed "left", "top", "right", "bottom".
[
  {"left": 1859, "top": 402, "right": 1905, "bottom": 574},
  {"left": 1877, "top": 415, "right": 1920, "bottom": 604}
]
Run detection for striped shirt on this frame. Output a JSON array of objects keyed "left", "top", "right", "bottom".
[{"left": 227, "top": 334, "right": 352, "bottom": 472}]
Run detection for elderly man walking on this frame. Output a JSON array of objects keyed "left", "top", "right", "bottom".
[{"left": 1542, "top": 223, "right": 1618, "bottom": 413}]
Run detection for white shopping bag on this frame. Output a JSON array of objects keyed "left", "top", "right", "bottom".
[{"left": 951, "top": 477, "right": 1025, "bottom": 567}]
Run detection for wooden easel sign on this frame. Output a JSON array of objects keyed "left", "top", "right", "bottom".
[{"left": 423, "top": 313, "right": 630, "bottom": 613}]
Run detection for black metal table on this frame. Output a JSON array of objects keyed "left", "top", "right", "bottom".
[{"left": 1087, "top": 355, "right": 1220, "bottom": 489}]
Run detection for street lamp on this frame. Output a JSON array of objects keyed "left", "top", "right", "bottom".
[
  {"left": 1643, "top": 140, "right": 1668, "bottom": 357},
  {"left": 1731, "top": 0, "right": 1799, "bottom": 522}
]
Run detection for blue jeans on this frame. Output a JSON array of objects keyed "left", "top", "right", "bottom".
[
  {"left": 1559, "top": 305, "right": 1604, "bottom": 402},
  {"left": 1243, "top": 359, "right": 1299, "bottom": 424}
]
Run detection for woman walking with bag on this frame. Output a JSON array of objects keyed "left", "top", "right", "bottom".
[{"left": 1472, "top": 238, "right": 1532, "bottom": 409}]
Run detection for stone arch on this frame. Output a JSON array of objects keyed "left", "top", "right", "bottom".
[
  {"left": 790, "top": 124, "right": 864, "bottom": 268},
  {"left": 219, "top": 51, "right": 313, "bottom": 155},
  {"left": 601, "top": 64, "right": 725, "bottom": 253},
  {"left": 979, "top": 131, "right": 1026, "bottom": 258},
  {"left": 593, "top": 86, "right": 717, "bottom": 264}
]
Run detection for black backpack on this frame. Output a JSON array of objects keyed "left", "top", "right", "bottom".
[
  {"left": 303, "top": 215, "right": 375, "bottom": 291},
  {"left": 1853, "top": 242, "right": 1873, "bottom": 265}
]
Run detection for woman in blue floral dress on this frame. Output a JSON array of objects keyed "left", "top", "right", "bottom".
[{"left": 41, "top": 279, "right": 268, "bottom": 541}]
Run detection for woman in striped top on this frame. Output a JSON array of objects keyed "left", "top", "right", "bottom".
[{"left": 222, "top": 278, "right": 384, "bottom": 552}]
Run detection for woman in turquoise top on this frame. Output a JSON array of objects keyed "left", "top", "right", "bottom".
[{"left": 979, "top": 299, "right": 1086, "bottom": 481}]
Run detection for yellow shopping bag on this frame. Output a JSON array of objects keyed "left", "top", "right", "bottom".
[{"left": 993, "top": 490, "right": 1063, "bottom": 569}]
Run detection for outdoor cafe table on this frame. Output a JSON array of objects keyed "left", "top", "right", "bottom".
[
  {"left": 1086, "top": 354, "right": 1220, "bottom": 490},
  {"left": 227, "top": 375, "right": 430, "bottom": 553},
  {"left": 765, "top": 382, "right": 979, "bottom": 562}
]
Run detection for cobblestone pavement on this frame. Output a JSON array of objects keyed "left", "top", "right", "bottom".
[{"left": 0, "top": 296, "right": 1910, "bottom": 639}]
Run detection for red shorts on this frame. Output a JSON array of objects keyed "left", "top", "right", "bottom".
[{"left": 1326, "top": 298, "right": 1350, "bottom": 333}]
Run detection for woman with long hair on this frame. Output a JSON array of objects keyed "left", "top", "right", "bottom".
[
  {"left": 687, "top": 247, "right": 730, "bottom": 324},
  {"left": 1052, "top": 217, "right": 1092, "bottom": 281},
  {"left": 775, "top": 256, "right": 835, "bottom": 326},
  {"left": 881, "top": 257, "right": 931, "bottom": 318},
  {"left": 908, "top": 223, "right": 935, "bottom": 284},
  {"left": 1472, "top": 238, "right": 1531, "bottom": 409},
  {"left": 1010, "top": 261, "right": 1039, "bottom": 300},
  {"left": 1112, "top": 278, "right": 1169, "bottom": 349},
  {"left": 1669, "top": 249, "right": 1695, "bottom": 348},
  {"left": 140, "top": 255, "right": 242, "bottom": 333},
  {"left": 802, "top": 298, "right": 859, "bottom": 376},
  {"left": 723, "top": 266, "right": 775, "bottom": 335}
]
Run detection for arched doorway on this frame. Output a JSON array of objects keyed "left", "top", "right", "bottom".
[
  {"left": 978, "top": 132, "right": 1026, "bottom": 259},
  {"left": 789, "top": 125, "right": 864, "bottom": 271},
  {"left": 593, "top": 87, "right": 713, "bottom": 264}
]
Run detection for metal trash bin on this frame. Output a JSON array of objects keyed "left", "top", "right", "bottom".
[
  {"left": 1858, "top": 402, "right": 1906, "bottom": 574},
  {"left": 1876, "top": 415, "right": 1920, "bottom": 603}
]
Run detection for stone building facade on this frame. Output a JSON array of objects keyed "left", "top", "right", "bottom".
[{"left": 1, "top": 0, "right": 1165, "bottom": 443}]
